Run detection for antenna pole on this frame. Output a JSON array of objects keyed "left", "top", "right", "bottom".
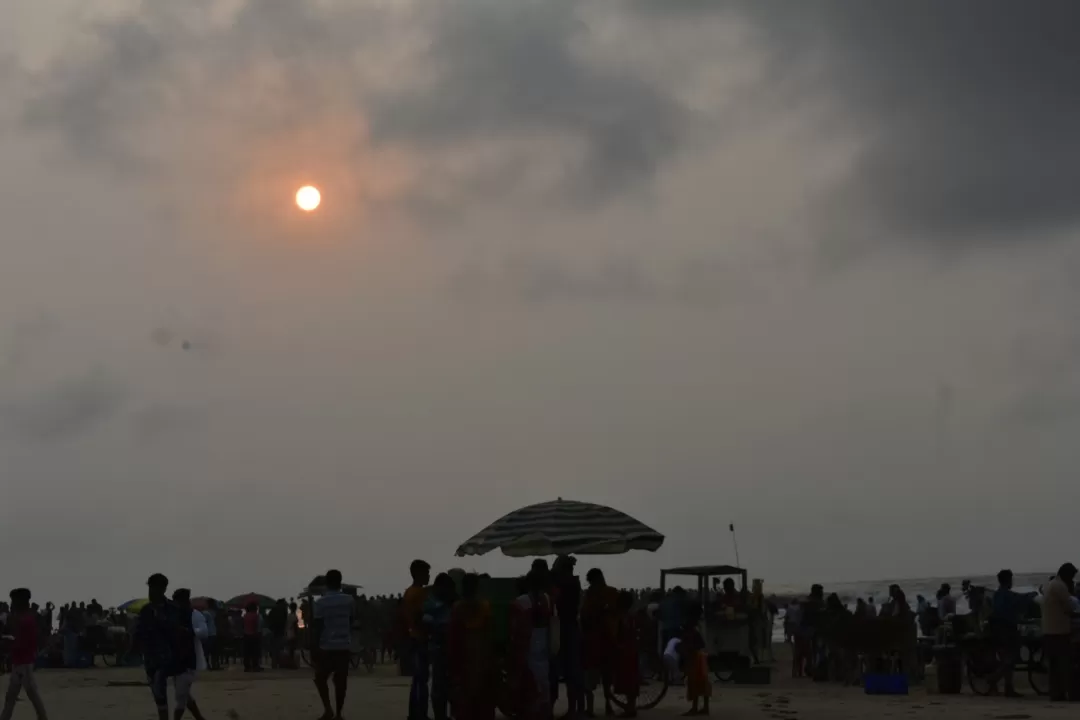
[{"left": 730, "top": 523, "right": 741, "bottom": 568}]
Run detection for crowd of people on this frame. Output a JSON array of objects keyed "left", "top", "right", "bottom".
[
  {"left": 2, "top": 562, "right": 1077, "bottom": 720},
  {"left": 396, "top": 556, "right": 751, "bottom": 720},
  {"left": 780, "top": 564, "right": 1080, "bottom": 701}
]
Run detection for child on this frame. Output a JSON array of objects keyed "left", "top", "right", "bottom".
[
  {"left": 680, "top": 606, "right": 710, "bottom": 716},
  {"left": 612, "top": 591, "right": 640, "bottom": 718},
  {"left": 0, "top": 587, "right": 49, "bottom": 720}
]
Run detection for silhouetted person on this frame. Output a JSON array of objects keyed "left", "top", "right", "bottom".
[
  {"left": 0, "top": 588, "right": 49, "bottom": 720},
  {"left": 311, "top": 569, "right": 354, "bottom": 720},
  {"left": 1042, "top": 563, "right": 1077, "bottom": 702}
]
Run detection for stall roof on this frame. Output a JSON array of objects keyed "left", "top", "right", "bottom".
[{"left": 661, "top": 565, "right": 745, "bottom": 577}]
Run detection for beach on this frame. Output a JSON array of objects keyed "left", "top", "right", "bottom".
[{"left": 10, "top": 643, "right": 1075, "bottom": 720}]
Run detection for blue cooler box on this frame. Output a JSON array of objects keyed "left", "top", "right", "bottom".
[{"left": 864, "top": 673, "right": 908, "bottom": 695}]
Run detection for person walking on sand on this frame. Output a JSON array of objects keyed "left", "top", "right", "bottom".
[
  {"left": 0, "top": 588, "right": 49, "bottom": 720},
  {"left": 404, "top": 559, "right": 432, "bottom": 720},
  {"left": 311, "top": 569, "right": 355, "bottom": 720},
  {"left": 1041, "top": 563, "right": 1077, "bottom": 702},
  {"left": 170, "top": 589, "right": 209, "bottom": 720},
  {"left": 138, "top": 574, "right": 206, "bottom": 720}
]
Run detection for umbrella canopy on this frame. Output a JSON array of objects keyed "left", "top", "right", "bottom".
[
  {"left": 190, "top": 597, "right": 218, "bottom": 611},
  {"left": 226, "top": 593, "right": 277, "bottom": 610},
  {"left": 456, "top": 498, "right": 665, "bottom": 557},
  {"left": 119, "top": 598, "right": 149, "bottom": 614}
]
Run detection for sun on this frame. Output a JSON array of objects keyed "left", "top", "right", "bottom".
[{"left": 295, "top": 185, "right": 321, "bottom": 212}]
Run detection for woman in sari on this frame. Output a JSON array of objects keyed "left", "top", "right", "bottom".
[
  {"left": 510, "top": 569, "right": 554, "bottom": 720},
  {"left": 449, "top": 574, "right": 494, "bottom": 720}
]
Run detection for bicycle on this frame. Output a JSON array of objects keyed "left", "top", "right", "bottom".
[{"left": 965, "top": 633, "right": 1046, "bottom": 696}]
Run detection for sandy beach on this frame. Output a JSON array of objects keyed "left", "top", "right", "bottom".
[{"left": 9, "top": 645, "right": 1076, "bottom": 720}]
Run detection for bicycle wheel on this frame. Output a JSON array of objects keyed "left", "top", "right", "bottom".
[
  {"left": 607, "top": 652, "right": 669, "bottom": 711},
  {"left": 100, "top": 651, "right": 116, "bottom": 667},
  {"left": 966, "top": 647, "right": 996, "bottom": 696},
  {"left": 1026, "top": 646, "right": 1048, "bottom": 696}
]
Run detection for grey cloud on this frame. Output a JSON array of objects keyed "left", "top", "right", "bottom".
[
  {"left": 1, "top": 369, "right": 127, "bottom": 442},
  {"left": 22, "top": 0, "right": 687, "bottom": 208},
  {"left": 454, "top": 251, "right": 658, "bottom": 305},
  {"left": 736, "top": 0, "right": 1080, "bottom": 245},
  {"left": 368, "top": 0, "right": 683, "bottom": 202},
  {"left": 130, "top": 403, "right": 208, "bottom": 442}
]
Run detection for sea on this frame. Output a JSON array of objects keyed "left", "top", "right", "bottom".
[{"left": 766, "top": 571, "right": 1050, "bottom": 641}]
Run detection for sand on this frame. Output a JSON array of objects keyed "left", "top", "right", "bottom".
[{"left": 6, "top": 648, "right": 1077, "bottom": 720}]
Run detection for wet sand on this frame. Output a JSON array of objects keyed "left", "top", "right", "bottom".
[{"left": 7, "top": 647, "right": 1076, "bottom": 720}]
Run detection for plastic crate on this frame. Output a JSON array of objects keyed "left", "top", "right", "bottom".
[
  {"left": 864, "top": 673, "right": 908, "bottom": 695},
  {"left": 733, "top": 666, "right": 772, "bottom": 684}
]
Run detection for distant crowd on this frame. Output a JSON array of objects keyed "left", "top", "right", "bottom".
[{"left": 780, "top": 564, "right": 1080, "bottom": 702}]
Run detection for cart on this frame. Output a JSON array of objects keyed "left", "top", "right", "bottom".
[{"left": 661, "top": 565, "right": 754, "bottom": 681}]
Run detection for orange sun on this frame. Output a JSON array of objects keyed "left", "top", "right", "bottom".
[{"left": 295, "top": 185, "right": 321, "bottom": 211}]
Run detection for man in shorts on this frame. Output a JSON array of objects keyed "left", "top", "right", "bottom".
[{"left": 311, "top": 569, "right": 355, "bottom": 720}]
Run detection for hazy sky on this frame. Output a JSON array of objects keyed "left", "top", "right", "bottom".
[{"left": 3, "top": 0, "right": 1079, "bottom": 605}]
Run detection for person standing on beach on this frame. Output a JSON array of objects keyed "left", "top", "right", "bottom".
[
  {"left": 425, "top": 573, "right": 456, "bottom": 720},
  {"left": 0, "top": 588, "right": 49, "bottom": 720},
  {"left": 449, "top": 574, "right": 495, "bottom": 720},
  {"left": 986, "top": 570, "right": 1026, "bottom": 697},
  {"left": 286, "top": 601, "right": 299, "bottom": 668},
  {"left": 268, "top": 599, "right": 287, "bottom": 669},
  {"left": 242, "top": 602, "right": 262, "bottom": 672},
  {"left": 404, "top": 560, "right": 432, "bottom": 720},
  {"left": 582, "top": 568, "right": 619, "bottom": 717},
  {"left": 1041, "top": 563, "right": 1077, "bottom": 702},
  {"left": 937, "top": 584, "right": 956, "bottom": 619},
  {"left": 311, "top": 569, "right": 355, "bottom": 720},
  {"left": 553, "top": 556, "right": 585, "bottom": 719}
]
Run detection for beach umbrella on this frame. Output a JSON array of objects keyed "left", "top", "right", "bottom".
[
  {"left": 190, "top": 597, "right": 218, "bottom": 611},
  {"left": 226, "top": 593, "right": 276, "bottom": 610},
  {"left": 119, "top": 598, "right": 149, "bottom": 614},
  {"left": 456, "top": 498, "right": 665, "bottom": 558}
]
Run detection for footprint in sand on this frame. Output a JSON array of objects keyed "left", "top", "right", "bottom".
[{"left": 992, "top": 715, "right": 1032, "bottom": 720}]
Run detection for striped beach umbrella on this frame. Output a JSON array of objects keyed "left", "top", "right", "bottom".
[{"left": 456, "top": 498, "right": 664, "bottom": 557}]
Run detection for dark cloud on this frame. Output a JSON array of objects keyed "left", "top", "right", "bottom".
[
  {"left": 737, "top": 0, "right": 1080, "bottom": 245},
  {"left": 22, "top": 0, "right": 687, "bottom": 209},
  {"left": 368, "top": 0, "right": 683, "bottom": 203},
  {"left": 1, "top": 369, "right": 126, "bottom": 442}
]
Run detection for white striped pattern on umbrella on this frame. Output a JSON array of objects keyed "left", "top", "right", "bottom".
[{"left": 455, "top": 498, "right": 665, "bottom": 557}]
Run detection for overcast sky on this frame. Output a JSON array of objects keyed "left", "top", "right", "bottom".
[{"left": 3, "top": 0, "right": 1079, "bottom": 605}]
